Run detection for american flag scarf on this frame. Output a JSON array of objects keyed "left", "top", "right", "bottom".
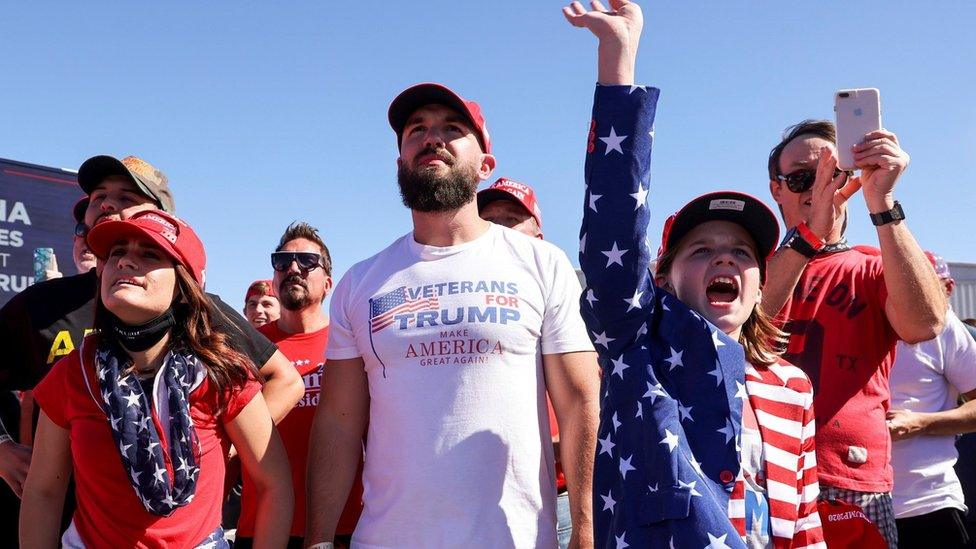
[{"left": 95, "top": 344, "right": 202, "bottom": 516}]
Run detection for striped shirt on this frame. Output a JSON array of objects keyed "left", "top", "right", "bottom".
[{"left": 729, "top": 361, "right": 826, "bottom": 549}]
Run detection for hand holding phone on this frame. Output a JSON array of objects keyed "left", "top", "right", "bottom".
[
  {"left": 33, "top": 247, "right": 61, "bottom": 283},
  {"left": 834, "top": 88, "right": 882, "bottom": 171}
]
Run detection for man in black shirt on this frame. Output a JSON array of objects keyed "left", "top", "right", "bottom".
[{"left": 0, "top": 155, "right": 303, "bottom": 540}]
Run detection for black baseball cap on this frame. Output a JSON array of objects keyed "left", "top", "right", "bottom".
[{"left": 658, "top": 191, "right": 780, "bottom": 262}]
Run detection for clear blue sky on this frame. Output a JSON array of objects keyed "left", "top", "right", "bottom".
[{"left": 2, "top": 2, "right": 974, "bottom": 305}]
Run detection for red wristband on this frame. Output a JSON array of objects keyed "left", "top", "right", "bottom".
[{"left": 796, "top": 222, "right": 825, "bottom": 251}]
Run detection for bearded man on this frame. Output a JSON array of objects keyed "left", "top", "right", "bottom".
[{"left": 305, "top": 84, "right": 600, "bottom": 548}]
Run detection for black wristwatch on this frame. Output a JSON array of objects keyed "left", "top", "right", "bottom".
[
  {"left": 780, "top": 222, "right": 824, "bottom": 259},
  {"left": 870, "top": 201, "right": 905, "bottom": 226}
]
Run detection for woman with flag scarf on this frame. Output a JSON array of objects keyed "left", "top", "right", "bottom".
[
  {"left": 565, "top": 1, "right": 825, "bottom": 547},
  {"left": 20, "top": 210, "right": 292, "bottom": 548}
]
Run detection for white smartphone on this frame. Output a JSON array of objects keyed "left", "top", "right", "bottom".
[{"left": 834, "top": 88, "right": 882, "bottom": 171}]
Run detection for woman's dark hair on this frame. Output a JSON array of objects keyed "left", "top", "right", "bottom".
[
  {"left": 95, "top": 264, "right": 260, "bottom": 412},
  {"left": 654, "top": 242, "right": 787, "bottom": 367}
]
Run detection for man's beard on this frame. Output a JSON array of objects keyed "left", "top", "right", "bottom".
[
  {"left": 279, "top": 275, "right": 312, "bottom": 311},
  {"left": 397, "top": 149, "right": 479, "bottom": 212}
]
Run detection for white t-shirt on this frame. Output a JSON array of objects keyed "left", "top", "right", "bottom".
[
  {"left": 890, "top": 309, "right": 976, "bottom": 518},
  {"left": 327, "top": 223, "right": 594, "bottom": 549}
]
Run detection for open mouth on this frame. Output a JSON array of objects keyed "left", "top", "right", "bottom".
[{"left": 706, "top": 276, "right": 739, "bottom": 304}]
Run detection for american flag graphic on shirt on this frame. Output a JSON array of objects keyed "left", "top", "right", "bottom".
[{"left": 369, "top": 286, "right": 439, "bottom": 332}]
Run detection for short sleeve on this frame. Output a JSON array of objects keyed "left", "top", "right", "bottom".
[
  {"left": 541, "top": 249, "right": 596, "bottom": 355},
  {"left": 326, "top": 270, "right": 363, "bottom": 360},
  {"left": 33, "top": 353, "right": 76, "bottom": 429},
  {"left": 209, "top": 294, "right": 278, "bottom": 368},
  {"left": 221, "top": 378, "right": 263, "bottom": 423},
  {"left": 864, "top": 254, "right": 889, "bottom": 308},
  {"left": 942, "top": 311, "right": 976, "bottom": 395}
]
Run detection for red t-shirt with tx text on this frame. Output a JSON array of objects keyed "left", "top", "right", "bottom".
[
  {"left": 237, "top": 322, "right": 364, "bottom": 538},
  {"left": 779, "top": 248, "right": 897, "bottom": 492},
  {"left": 32, "top": 345, "right": 261, "bottom": 549}
]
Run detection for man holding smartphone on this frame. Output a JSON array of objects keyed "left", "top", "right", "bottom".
[{"left": 761, "top": 120, "right": 947, "bottom": 547}]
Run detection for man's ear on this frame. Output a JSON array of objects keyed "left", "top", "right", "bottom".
[
  {"left": 478, "top": 154, "right": 496, "bottom": 181},
  {"left": 769, "top": 179, "right": 783, "bottom": 205},
  {"left": 321, "top": 276, "right": 334, "bottom": 302}
]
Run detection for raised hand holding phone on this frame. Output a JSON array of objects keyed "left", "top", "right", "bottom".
[{"left": 835, "top": 88, "right": 909, "bottom": 209}]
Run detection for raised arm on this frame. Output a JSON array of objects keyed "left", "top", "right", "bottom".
[
  {"left": 853, "top": 130, "right": 946, "bottom": 342},
  {"left": 565, "top": 0, "right": 659, "bottom": 344}
]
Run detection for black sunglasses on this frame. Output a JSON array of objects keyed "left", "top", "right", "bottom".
[
  {"left": 74, "top": 223, "right": 89, "bottom": 238},
  {"left": 776, "top": 168, "right": 849, "bottom": 193},
  {"left": 271, "top": 251, "right": 323, "bottom": 272}
]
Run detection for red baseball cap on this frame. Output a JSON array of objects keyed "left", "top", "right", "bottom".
[
  {"left": 388, "top": 83, "right": 492, "bottom": 153},
  {"left": 817, "top": 499, "right": 887, "bottom": 549},
  {"left": 245, "top": 279, "right": 276, "bottom": 301},
  {"left": 86, "top": 210, "right": 207, "bottom": 286},
  {"left": 658, "top": 191, "right": 780, "bottom": 268},
  {"left": 477, "top": 178, "right": 543, "bottom": 228}
]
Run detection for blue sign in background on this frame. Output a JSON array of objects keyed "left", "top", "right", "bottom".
[{"left": 0, "top": 158, "right": 80, "bottom": 306}]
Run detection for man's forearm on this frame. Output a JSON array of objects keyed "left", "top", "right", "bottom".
[
  {"left": 920, "top": 399, "right": 976, "bottom": 437},
  {"left": 759, "top": 247, "right": 807, "bottom": 319},
  {"left": 260, "top": 351, "right": 305, "bottom": 423},
  {"left": 305, "top": 414, "right": 362, "bottom": 544},
  {"left": 558, "top": 392, "right": 599, "bottom": 546},
  {"left": 874, "top": 207, "right": 946, "bottom": 342}
]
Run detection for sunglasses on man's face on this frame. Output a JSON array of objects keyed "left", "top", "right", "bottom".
[
  {"left": 75, "top": 223, "right": 89, "bottom": 238},
  {"left": 776, "top": 168, "right": 849, "bottom": 193},
  {"left": 271, "top": 251, "right": 323, "bottom": 273}
]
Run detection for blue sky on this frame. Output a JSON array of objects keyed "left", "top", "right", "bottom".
[{"left": 2, "top": 2, "right": 974, "bottom": 305}]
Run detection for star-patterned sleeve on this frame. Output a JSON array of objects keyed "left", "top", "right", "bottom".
[{"left": 580, "top": 84, "right": 748, "bottom": 549}]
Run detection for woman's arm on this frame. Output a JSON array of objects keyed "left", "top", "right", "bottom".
[
  {"left": 226, "top": 392, "right": 294, "bottom": 548},
  {"left": 20, "top": 412, "right": 71, "bottom": 549}
]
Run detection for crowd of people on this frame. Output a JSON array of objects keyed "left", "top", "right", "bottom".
[{"left": 1, "top": 1, "right": 974, "bottom": 548}]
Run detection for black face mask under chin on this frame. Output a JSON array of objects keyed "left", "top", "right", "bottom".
[{"left": 111, "top": 308, "right": 177, "bottom": 352}]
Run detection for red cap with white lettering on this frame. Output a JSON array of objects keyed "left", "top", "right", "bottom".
[
  {"left": 86, "top": 210, "right": 207, "bottom": 286},
  {"left": 477, "top": 178, "right": 543, "bottom": 228}
]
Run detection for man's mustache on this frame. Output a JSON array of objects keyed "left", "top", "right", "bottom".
[
  {"left": 414, "top": 147, "right": 454, "bottom": 166},
  {"left": 280, "top": 275, "right": 307, "bottom": 292}
]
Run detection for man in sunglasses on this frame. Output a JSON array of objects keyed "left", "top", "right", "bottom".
[
  {"left": 236, "top": 222, "right": 363, "bottom": 549},
  {"left": 761, "top": 119, "right": 947, "bottom": 547},
  {"left": 0, "top": 155, "right": 304, "bottom": 544},
  {"left": 307, "top": 87, "right": 599, "bottom": 547}
]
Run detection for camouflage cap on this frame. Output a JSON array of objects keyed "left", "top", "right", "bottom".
[{"left": 77, "top": 155, "right": 175, "bottom": 213}]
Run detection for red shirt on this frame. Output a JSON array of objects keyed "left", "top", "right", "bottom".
[
  {"left": 33, "top": 345, "right": 261, "bottom": 548},
  {"left": 237, "top": 322, "right": 364, "bottom": 537},
  {"left": 779, "top": 249, "right": 897, "bottom": 492}
]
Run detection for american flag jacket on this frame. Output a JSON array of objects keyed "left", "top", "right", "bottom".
[{"left": 579, "top": 85, "right": 824, "bottom": 548}]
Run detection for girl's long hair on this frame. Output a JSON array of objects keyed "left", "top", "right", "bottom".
[
  {"left": 654, "top": 246, "right": 787, "bottom": 367},
  {"left": 94, "top": 264, "right": 260, "bottom": 412}
]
